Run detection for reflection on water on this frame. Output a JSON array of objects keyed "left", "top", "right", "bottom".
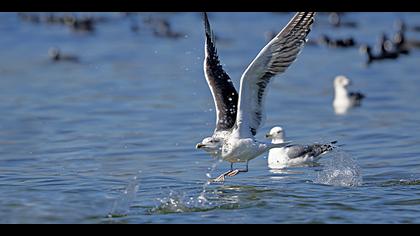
[
  {"left": 268, "top": 168, "right": 306, "bottom": 181},
  {"left": 334, "top": 105, "right": 351, "bottom": 115}
]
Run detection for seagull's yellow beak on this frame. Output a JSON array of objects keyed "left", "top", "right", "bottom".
[
  {"left": 196, "top": 143, "right": 205, "bottom": 149},
  {"left": 265, "top": 133, "right": 272, "bottom": 139}
]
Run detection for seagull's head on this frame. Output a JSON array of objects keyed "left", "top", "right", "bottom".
[
  {"left": 328, "top": 12, "right": 340, "bottom": 26},
  {"left": 266, "top": 126, "right": 285, "bottom": 141},
  {"left": 195, "top": 137, "right": 222, "bottom": 154},
  {"left": 334, "top": 75, "right": 351, "bottom": 88}
]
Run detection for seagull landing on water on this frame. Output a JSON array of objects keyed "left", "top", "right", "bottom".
[
  {"left": 333, "top": 75, "right": 365, "bottom": 115},
  {"left": 195, "top": 12, "right": 316, "bottom": 182},
  {"left": 266, "top": 127, "right": 337, "bottom": 169}
]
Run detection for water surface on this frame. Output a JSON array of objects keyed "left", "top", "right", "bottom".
[{"left": 0, "top": 12, "right": 419, "bottom": 223}]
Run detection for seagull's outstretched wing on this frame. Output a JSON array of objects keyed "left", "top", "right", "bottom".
[
  {"left": 235, "top": 12, "right": 316, "bottom": 137},
  {"left": 203, "top": 12, "right": 239, "bottom": 132},
  {"left": 285, "top": 141, "right": 337, "bottom": 159}
]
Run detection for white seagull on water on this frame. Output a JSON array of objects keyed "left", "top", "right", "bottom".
[
  {"left": 196, "top": 12, "right": 316, "bottom": 182},
  {"left": 333, "top": 75, "right": 365, "bottom": 115},
  {"left": 265, "top": 126, "right": 337, "bottom": 169}
]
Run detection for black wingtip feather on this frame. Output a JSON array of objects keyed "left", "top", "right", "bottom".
[{"left": 203, "top": 12, "right": 211, "bottom": 37}]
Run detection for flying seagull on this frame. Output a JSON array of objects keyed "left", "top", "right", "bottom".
[
  {"left": 194, "top": 12, "right": 239, "bottom": 156},
  {"left": 196, "top": 12, "right": 316, "bottom": 182}
]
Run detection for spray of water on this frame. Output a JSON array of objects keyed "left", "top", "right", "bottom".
[
  {"left": 314, "top": 150, "right": 363, "bottom": 187},
  {"left": 108, "top": 171, "right": 141, "bottom": 217},
  {"left": 198, "top": 158, "right": 223, "bottom": 203},
  {"left": 149, "top": 159, "right": 224, "bottom": 214}
]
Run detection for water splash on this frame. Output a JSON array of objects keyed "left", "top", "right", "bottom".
[
  {"left": 148, "top": 185, "right": 250, "bottom": 215},
  {"left": 148, "top": 159, "right": 227, "bottom": 214},
  {"left": 314, "top": 151, "right": 362, "bottom": 187},
  {"left": 108, "top": 171, "right": 141, "bottom": 218},
  {"left": 149, "top": 190, "right": 217, "bottom": 214},
  {"left": 198, "top": 158, "right": 223, "bottom": 203},
  {"left": 153, "top": 191, "right": 192, "bottom": 214}
]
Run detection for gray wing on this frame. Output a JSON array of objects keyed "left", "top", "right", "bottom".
[
  {"left": 203, "top": 12, "right": 239, "bottom": 132},
  {"left": 235, "top": 12, "right": 316, "bottom": 137},
  {"left": 285, "top": 145, "right": 313, "bottom": 159},
  {"left": 349, "top": 92, "right": 365, "bottom": 105},
  {"left": 286, "top": 142, "right": 336, "bottom": 159}
]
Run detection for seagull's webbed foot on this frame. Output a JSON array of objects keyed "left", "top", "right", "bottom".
[
  {"left": 212, "top": 170, "right": 231, "bottom": 183},
  {"left": 211, "top": 163, "right": 234, "bottom": 183},
  {"left": 211, "top": 162, "right": 249, "bottom": 182},
  {"left": 227, "top": 169, "right": 239, "bottom": 177}
]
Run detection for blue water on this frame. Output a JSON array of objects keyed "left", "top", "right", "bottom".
[{"left": 0, "top": 12, "right": 419, "bottom": 224}]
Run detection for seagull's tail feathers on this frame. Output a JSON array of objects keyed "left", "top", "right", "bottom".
[{"left": 317, "top": 141, "right": 339, "bottom": 155}]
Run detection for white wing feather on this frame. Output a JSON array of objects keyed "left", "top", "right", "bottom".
[{"left": 235, "top": 12, "right": 316, "bottom": 137}]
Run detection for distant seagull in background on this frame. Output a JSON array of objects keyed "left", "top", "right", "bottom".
[
  {"left": 333, "top": 76, "right": 365, "bottom": 115},
  {"left": 319, "top": 34, "right": 356, "bottom": 48},
  {"left": 48, "top": 47, "right": 80, "bottom": 63},
  {"left": 266, "top": 126, "right": 337, "bottom": 169},
  {"left": 391, "top": 30, "right": 410, "bottom": 55},
  {"left": 144, "top": 16, "right": 184, "bottom": 39},
  {"left": 379, "top": 32, "right": 395, "bottom": 55},
  {"left": 359, "top": 44, "right": 399, "bottom": 65},
  {"left": 63, "top": 15, "right": 95, "bottom": 33},
  {"left": 196, "top": 12, "right": 316, "bottom": 182},
  {"left": 392, "top": 23, "right": 420, "bottom": 50},
  {"left": 328, "top": 12, "right": 358, "bottom": 28}
]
